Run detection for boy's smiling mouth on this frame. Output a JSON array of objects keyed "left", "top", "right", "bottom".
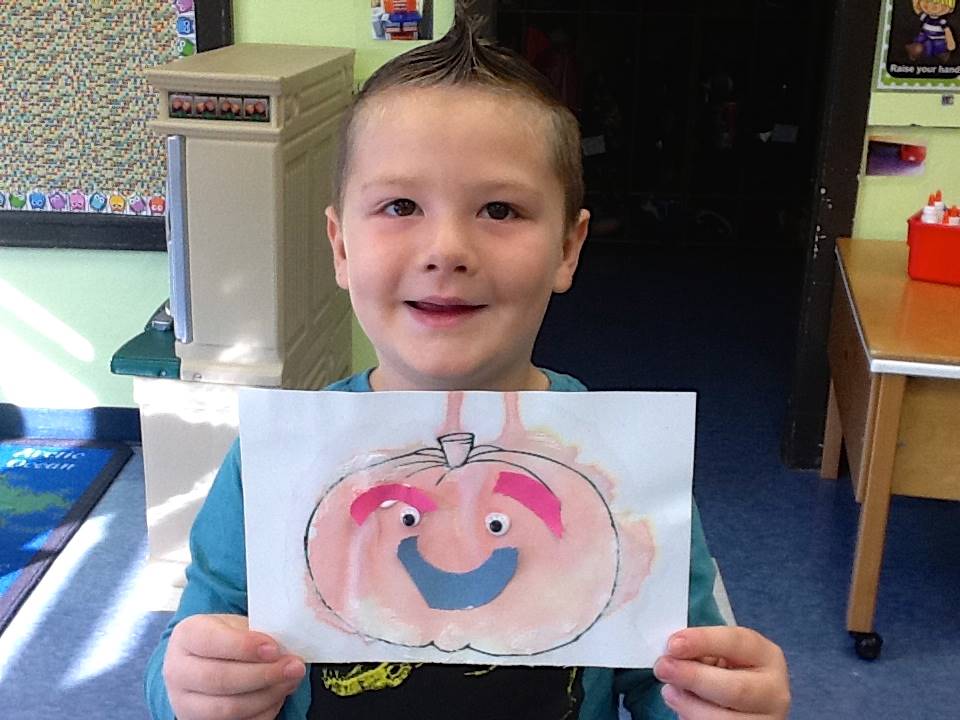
[{"left": 405, "top": 297, "right": 487, "bottom": 326}]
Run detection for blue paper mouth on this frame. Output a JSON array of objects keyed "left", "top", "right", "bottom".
[{"left": 397, "top": 535, "right": 518, "bottom": 611}]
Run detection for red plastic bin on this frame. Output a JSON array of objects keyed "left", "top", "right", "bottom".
[{"left": 906, "top": 211, "right": 960, "bottom": 286}]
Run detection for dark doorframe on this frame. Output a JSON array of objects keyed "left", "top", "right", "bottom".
[{"left": 780, "top": 0, "right": 883, "bottom": 469}]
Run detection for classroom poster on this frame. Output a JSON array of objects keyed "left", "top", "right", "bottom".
[{"left": 879, "top": 0, "right": 960, "bottom": 90}]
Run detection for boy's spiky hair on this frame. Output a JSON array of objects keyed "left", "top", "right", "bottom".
[{"left": 332, "top": 6, "right": 584, "bottom": 227}]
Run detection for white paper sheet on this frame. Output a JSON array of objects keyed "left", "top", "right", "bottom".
[{"left": 240, "top": 389, "right": 695, "bottom": 669}]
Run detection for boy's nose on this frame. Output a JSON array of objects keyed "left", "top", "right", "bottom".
[{"left": 421, "top": 219, "right": 477, "bottom": 275}]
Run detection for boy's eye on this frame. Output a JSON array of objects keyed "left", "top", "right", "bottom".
[
  {"left": 481, "top": 202, "right": 516, "bottom": 221},
  {"left": 384, "top": 199, "right": 418, "bottom": 217}
]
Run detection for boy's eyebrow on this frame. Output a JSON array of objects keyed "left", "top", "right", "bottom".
[
  {"left": 359, "top": 175, "right": 420, "bottom": 192},
  {"left": 493, "top": 471, "right": 563, "bottom": 538},
  {"left": 470, "top": 180, "right": 542, "bottom": 196},
  {"left": 359, "top": 176, "right": 541, "bottom": 196},
  {"left": 350, "top": 483, "right": 438, "bottom": 525}
]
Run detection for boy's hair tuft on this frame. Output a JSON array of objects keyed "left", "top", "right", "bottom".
[{"left": 333, "top": 5, "right": 584, "bottom": 227}]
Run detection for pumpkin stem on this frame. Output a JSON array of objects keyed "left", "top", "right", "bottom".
[{"left": 438, "top": 432, "right": 474, "bottom": 468}]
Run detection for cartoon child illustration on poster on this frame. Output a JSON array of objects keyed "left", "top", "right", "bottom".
[
  {"left": 906, "top": 0, "right": 957, "bottom": 61},
  {"left": 371, "top": 0, "right": 433, "bottom": 41}
]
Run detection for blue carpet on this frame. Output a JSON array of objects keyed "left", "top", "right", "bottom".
[{"left": 0, "top": 440, "right": 131, "bottom": 633}]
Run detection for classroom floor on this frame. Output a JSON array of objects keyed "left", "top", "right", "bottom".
[{"left": 1, "top": 241, "right": 959, "bottom": 718}]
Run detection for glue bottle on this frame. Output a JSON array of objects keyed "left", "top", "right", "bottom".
[
  {"left": 921, "top": 193, "right": 939, "bottom": 224},
  {"left": 948, "top": 206, "right": 960, "bottom": 226},
  {"left": 934, "top": 190, "right": 946, "bottom": 222}
]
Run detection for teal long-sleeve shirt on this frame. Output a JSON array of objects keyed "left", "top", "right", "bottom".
[{"left": 145, "top": 369, "right": 726, "bottom": 719}]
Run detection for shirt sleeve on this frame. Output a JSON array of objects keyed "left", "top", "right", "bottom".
[
  {"left": 618, "top": 501, "right": 726, "bottom": 719},
  {"left": 143, "top": 439, "right": 311, "bottom": 719}
]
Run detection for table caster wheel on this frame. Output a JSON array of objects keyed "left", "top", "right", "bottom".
[{"left": 850, "top": 631, "right": 883, "bottom": 660}]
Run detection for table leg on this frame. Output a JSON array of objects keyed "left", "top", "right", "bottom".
[
  {"left": 821, "top": 378, "right": 842, "bottom": 480},
  {"left": 846, "top": 373, "right": 905, "bottom": 634}
]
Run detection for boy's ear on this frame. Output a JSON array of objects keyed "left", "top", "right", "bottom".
[
  {"left": 552, "top": 209, "right": 590, "bottom": 294},
  {"left": 326, "top": 206, "right": 350, "bottom": 290}
]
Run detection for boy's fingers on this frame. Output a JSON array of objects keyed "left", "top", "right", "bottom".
[
  {"left": 174, "top": 654, "right": 305, "bottom": 695},
  {"left": 175, "top": 614, "right": 281, "bottom": 663},
  {"left": 666, "top": 626, "right": 784, "bottom": 669},
  {"left": 656, "top": 658, "right": 776, "bottom": 715},
  {"left": 661, "top": 685, "right": 768, "bottom": 720},
  {"left": 175, "top": 680, "right": 293, "bottom": 720}
]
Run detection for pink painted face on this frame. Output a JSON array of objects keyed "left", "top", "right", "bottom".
[{"left": 305, "top": 394, "right": 653, "bottom": 656}]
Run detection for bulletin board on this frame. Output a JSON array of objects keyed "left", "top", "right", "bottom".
[
  {"left": 0, "top": 0, "right": 232, "bottom": 250},
  {"left": 878, "top": 0, "right": 960, "bottom": 90}
]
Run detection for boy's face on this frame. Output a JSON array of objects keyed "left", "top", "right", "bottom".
[{"left": 327, "top": 86, "right": 589, "bottom": 391}]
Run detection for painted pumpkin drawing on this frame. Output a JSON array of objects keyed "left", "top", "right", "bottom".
[{"left": 304, "top": 393, "right": 654, "bottom": 656}]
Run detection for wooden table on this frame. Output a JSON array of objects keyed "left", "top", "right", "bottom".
[{"left": 821, "top": 237, "right": 960, "bottom": 659}]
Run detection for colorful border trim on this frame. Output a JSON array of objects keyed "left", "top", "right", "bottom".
[
  {"left": 174, "top": 0, "right": 199, "bottom": 57},
  {"left": 0, "top": 190, "right": 165, "bottom": 217}
]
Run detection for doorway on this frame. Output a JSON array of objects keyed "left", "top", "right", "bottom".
[
  {"left": 495, "top": 0, "right": 832, "bottom": 250},
  {"left": 495, "top": 1, "right": 874, "bottom": 468}
]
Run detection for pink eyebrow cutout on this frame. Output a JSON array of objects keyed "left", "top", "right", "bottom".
[
  {"left": 350, "top": 483, "right": 438, "bottom": 526},
  {"left": 493, "top": 471, "right": 564, "bottom": 538}
]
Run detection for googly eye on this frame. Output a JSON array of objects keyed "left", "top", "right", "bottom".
[
  {"left": 400, "top": 506, "right": 421, "bottom": 528},
  {"left": 485, "top": 512, "right": 510, "bottom": 536}
]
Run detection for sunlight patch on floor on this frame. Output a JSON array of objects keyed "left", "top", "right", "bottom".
[
  {"left": 0, "top": 513, "right": 112, "bottom": 683},
  {"left": 61, "top": 535, "right": 156, "bottom": 689}
]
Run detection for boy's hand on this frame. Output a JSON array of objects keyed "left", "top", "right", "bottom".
[
  {"left": 164, "top": 614, "right": 306, "bottom": 720},
  {"left": 653, "top": 626, "right": 790, "bottom": 719}
]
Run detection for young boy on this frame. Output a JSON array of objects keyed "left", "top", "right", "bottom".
[{"left": 147, "top": 14, "right": 791, "bottom": 720}]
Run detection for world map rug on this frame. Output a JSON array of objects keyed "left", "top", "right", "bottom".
[{"left": 0, "top": 439, "right": 132, "bottom": 633}]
